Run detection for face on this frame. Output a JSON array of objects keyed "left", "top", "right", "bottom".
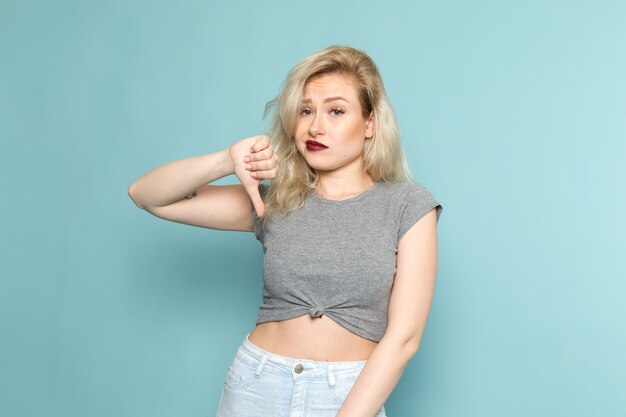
[{"left": 294, "top": 73, "right": 374, "bottom": 174}]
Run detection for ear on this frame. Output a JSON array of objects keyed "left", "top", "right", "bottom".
[{"left": 365, "top": 111, "right": 375, "bottom": 139}]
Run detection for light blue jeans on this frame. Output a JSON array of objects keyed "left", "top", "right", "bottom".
[{"left": 216, "top": 332, "right": 387, "bottom": 417}]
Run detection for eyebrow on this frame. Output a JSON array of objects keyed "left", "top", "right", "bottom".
[{"left": 300, "top": 96, "right": 349, "bottom": 104}]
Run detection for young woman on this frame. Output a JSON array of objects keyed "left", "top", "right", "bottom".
[{"left": 128, "top": 45, "right": 443, "bottom": 417}]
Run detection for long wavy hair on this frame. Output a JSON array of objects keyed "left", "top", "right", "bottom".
[{"left": 257, "top": 45, "right": 415, "bottom": 228}]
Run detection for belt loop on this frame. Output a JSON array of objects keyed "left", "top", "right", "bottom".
[
  {"left": 256, "top": 353, "right": 268, "bottom": 377},
  {"left": 327, "top": 363, "right": 335, "bottom": 387}
]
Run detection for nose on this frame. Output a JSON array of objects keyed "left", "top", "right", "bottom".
[{"left": 308, "top": 111, "right": 325, "bottom": 137}]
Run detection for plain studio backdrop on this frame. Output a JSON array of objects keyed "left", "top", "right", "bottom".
[{"left": 1, "top": 1, "right": 624, "bottom": 416}]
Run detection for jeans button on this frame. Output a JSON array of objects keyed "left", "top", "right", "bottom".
[{"left": 294, "top": 363, "right": 303, "bottom": 373}]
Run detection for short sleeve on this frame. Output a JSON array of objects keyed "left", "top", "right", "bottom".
[
  {"left": 252, "top": 183, "right": 269, "bottom": 242},
  {"left": 397, "top": 182, "right": 443, "bottom": 243}
]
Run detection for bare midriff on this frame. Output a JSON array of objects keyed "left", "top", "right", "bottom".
[{"left": 248, "top": 314, "right": 378, "bottom": 361}]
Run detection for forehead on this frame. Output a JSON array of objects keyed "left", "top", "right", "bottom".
[{"left": 302, "top": 73, "right": 359, "bottom": 99}]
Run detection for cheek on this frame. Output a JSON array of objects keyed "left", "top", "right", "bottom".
[
  {"left": 341, "top": 124, "right": 366, "bottom": 144},
  {"left": 294, "top": 124, "right": 307, "bottom": 139}
]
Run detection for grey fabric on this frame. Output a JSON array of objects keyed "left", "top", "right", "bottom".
[{"left": 251, "top": 181, "right": 442, "bottom": 342}]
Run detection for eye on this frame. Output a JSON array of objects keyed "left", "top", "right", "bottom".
[
  {"left": 300, "top": 108, "right": 312, "bottom": 116},
  {"left": 330, "top": 107, "right": 345, "bottom": 116}
]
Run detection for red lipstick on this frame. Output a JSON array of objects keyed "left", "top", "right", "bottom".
[{"left": 306, "top": 140, "right": 328, "bottom": 151}]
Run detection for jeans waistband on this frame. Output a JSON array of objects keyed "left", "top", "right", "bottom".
[{"left": 237, "top": 332, "right": 368, "bottom": 382}]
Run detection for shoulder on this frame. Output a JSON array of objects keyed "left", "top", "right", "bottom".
[
  {"left": 386, "top": 180, "right": 443, "bottom": 242},
  {"left": 378, "top": 180, "right": 435, "bottom": 202},
  {"left": 401, "top": 181, "right": 437, "bottom": 202}
]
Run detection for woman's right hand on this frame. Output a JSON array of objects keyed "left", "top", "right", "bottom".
[{"left": 228, "top": 135, "right": 278, "bottom": 217}]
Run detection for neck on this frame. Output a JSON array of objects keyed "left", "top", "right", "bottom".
[{"left": 315, "top": 175, "right": 376, "bottom": 200}]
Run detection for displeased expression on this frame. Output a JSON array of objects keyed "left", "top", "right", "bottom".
[{"left": 294, "top": 73, "right": 375, "bottom": 173}]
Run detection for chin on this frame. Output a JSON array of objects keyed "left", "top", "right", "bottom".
[
  {"left": 306, "top": 162, "right": 339, "bottom": 173},
  {"left": 300, "top": 152, "right": 328, "bottom": 166}
]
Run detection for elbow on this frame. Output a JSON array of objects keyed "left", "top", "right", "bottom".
[
  {"left": 404, "top": 338, "right": 421, "bottom": 358},
  {"left": 381, "top": 333, "right": 421, "bottom": 360},
  {"left": 397, "top": 334, "right": 422, "bottom": 359},
  {"left": 127, "top": 183, "right": 144, "bottom": 210}
]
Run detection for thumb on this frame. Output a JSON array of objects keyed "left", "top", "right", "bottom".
[{"left": 244, "top": 183, "right": 265, "bottom": 217}]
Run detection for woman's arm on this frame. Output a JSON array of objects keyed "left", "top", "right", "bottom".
[
  {"left": 336, "top": 209, "right": 439, "bottom": 417},
  {"left": 127, "top": 136, "right": 277, "bottom": 231},
  {"left": 128, "top": 148, "right": 233, "bottom": 210}
]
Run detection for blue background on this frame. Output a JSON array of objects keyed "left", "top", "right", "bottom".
[{"left": 1, "top": 1, "right": 625, "bottom": 416}]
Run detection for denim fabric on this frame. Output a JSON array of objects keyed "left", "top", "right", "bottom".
[{"left": 216, "top": 333, "right": 387, "bottom": 417}]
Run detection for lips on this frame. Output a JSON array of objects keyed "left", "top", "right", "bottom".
[{"left": 306, "top": 140, "right": 328, "bottom": 150}]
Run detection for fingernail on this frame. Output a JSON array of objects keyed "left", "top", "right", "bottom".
[
  {"left": 245, "top": 164, "right": 251, "bottom": 169},
  {"left": 251, "top": 171, "right": 257, "bottom": 176},
  {"left": 243, "top": 156, "right": 250, "bottom": 162}
]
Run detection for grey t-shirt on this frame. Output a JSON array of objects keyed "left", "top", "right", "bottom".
[{"left": 252, "top": 180, "right": 442, "bottom": 343}]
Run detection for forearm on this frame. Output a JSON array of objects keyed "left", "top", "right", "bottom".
[
  {"left": 128, "top": 148, "right": 233, "bottom": 209},
  {"left": 336, "top": 337, "right": 417, "bottom": 417}
]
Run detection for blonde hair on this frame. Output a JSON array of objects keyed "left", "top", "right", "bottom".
[{"left": 258, "top": 44, "right": 415, "bottom": 228}]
